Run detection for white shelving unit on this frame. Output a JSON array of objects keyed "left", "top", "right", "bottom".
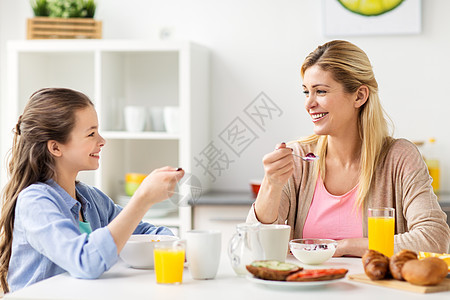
[{"left": 2, "top": 40, "right": 210, "bottom": 238}]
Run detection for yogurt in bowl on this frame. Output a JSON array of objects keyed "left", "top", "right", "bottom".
[{"left": 289, "top": 239, "right": 337, "bottom": 265}]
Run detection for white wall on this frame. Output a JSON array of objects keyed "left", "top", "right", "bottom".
[
  {"left": 1, "top": 0, "right": 450, "bottom": 192},
  {"left": 0, "top": 0, "right": 29, "bottom": 177}
]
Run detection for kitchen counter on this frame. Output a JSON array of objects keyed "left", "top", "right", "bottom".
[
  {"left": 437, "top": 192, "right": 450, "bottom": 227},
  {"left": 5, "top": 255, "right": 449, "bottom": 300},
  {"left": 193, "top": 190, "right": 450, "bottom": 227},
  {"left": 194, "top": 190, "right": 450, "bottom": 206},
  {"left": 437, "top": 191, "right": 450, "bottom": 203},
  {"left": 192, "top": 191, "right": 255, "bottom": 206}
]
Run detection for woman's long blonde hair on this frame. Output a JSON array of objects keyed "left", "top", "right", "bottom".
[
  {"left": 0, "top": 88, "right": 93, "bottom": 293},
  {"left": 299, "top": 40, "right": 391, "bottom": 207}
]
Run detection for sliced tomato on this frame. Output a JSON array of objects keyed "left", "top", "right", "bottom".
[{"left": 286, "top": 268, "right": 348, "bottom": 281}]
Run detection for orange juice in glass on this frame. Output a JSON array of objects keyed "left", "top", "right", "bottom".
[
  {"left": 426, "top": 159, "right": 440, "bottom": 192},
  {"left": 368, "top": 208, "right": 395, "bottom": 257},
  {"left": 154, "top": 241, "right": 185, "bottom": 284}
]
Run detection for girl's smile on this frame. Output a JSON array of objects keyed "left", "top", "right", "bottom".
[{"left": 89, "top": 152, "right": 100, "bottom": 158}]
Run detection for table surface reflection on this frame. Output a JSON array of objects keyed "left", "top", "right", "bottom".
[{"left": 5, "top": 255, "right": 450, "bottom": 300}]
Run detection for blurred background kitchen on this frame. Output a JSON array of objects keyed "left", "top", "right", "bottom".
[{"left": 0, "top": 0, "right": 449, "bottom": 239}]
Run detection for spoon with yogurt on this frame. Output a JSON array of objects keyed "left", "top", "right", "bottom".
[
  {"left": 276, "top": 145, "right": 318, "bottom": 162},
  {"left": 291, "top": 152, "right": 319, "bottom": 162}
]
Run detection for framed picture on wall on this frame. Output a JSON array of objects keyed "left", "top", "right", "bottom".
[{"left": 322, "top": 0, "right": 422, "bottom": 36}]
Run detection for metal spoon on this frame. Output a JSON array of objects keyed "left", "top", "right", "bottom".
[
  {"left": 277, "top": 146, "right": 319, "bottom": 162},
  {"left": 292, "top": 152, "right": 319, "bottom": 162}
]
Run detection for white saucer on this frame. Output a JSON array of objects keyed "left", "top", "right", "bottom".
[{"left": 246, "top": 275, "right": 345, "bottom": 288}]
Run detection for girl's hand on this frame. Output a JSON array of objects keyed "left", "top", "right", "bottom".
[
  {"left": 132, "top": 167, "right": 185, "bottom": 208},
  {"left": 262, "top": 142, "right": 294, "bottom": 187},
  {"left": 108, "top": 167, "right": 184, "bottom": 252}
]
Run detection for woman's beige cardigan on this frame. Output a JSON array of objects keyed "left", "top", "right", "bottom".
[{"left": 247, "top": 139, "right": 450, "bottom": 254}]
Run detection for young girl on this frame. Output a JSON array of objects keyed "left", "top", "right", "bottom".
[{"left": 0, "top": 88, "right": 185, "bottom": 293}]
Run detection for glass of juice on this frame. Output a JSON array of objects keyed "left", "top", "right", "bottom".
[
  {"left": 368, "top": 208, "right": 395, "bottom": 257},
  {"left": 154, "top": 240, "right": 186, "bottom": 284}
]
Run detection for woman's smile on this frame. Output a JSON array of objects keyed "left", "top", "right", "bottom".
[{"left": 310, "top": 112, "right": 329, "bottom": 123}]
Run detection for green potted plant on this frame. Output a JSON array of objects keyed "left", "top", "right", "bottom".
[
  {"left": 30, "top": 0, "right": 49, "bottom": 16},
  {"left": 28, "top": 0, "right": 101, "bottom": 39},
  {"left": 30, "top": 0, "right": 97, "bottom": 18}
]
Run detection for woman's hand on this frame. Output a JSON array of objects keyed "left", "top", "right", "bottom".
[
  {"left": 334, "top": 238, "right": 368, "bottom": 257},
  {"left": 254, "top": 143, "right": 294, "bottom": 223},
  {"left": 262, "top": 142, "right": 294, "bottom": 188}
]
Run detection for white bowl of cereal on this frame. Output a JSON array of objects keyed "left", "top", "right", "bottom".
[
  {"left": 120, "top": 234, "right": 179, "bottom": 269},
  {"left": 289, "top": 239, "right": 337, "bottom": 265}
]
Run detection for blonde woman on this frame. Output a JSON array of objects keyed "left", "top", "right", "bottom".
[{"left": 247, "top": 40, "right": 450, "bottom": 257}]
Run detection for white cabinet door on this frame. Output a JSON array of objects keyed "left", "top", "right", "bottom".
[{"left": 193, "top": 205, "right": 251, "bottom": 257}]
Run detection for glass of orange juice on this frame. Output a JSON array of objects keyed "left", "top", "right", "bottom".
[
  {"left": 154, "top": 240, "right": 186, "bottom": 284},
  {"left": 368, "top": 208, "right": 395, "bottom": 257}
]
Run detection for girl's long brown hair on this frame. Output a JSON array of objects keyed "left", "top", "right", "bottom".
[{"left": 0, "top": 88, "right": 93, "bottom": 292}]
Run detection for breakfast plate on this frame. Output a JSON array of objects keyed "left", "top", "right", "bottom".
[{"left": 246, "top": 275, "right": 345, "bottom": 288}]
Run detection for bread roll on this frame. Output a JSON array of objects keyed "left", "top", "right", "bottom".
[
  {"left": 362, "top": 249, "right": 390, "bottom": 280},
  {"left": 401, "top": 257, "right": 448, "bottom": 286},
  {"left": 389, "top": 249, "right": 418, "bottom": 280}
]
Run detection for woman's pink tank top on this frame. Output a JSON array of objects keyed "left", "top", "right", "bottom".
[{"left": 302, "top": 174, "right": 363, "bottom": 240}]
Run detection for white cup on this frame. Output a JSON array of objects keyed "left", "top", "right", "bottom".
[
  {"left": 124, "top": 106, "right": 147, "bottom": 132},
  {"left": 186, "top": 230, "right": 221, "bottom": 280},
  {"left": 259, "top": 224, "right": 291, "bottom": 262},
  {"left": 163, "top": 106, "right": 180, "bottom": 133},
  {"left": 150, "top": 107, "right": 166, "bottom": 132}
]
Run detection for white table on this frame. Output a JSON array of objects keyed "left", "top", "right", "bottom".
[{"left": 5, "top": 255, "right": 449, "bottom": 300}]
